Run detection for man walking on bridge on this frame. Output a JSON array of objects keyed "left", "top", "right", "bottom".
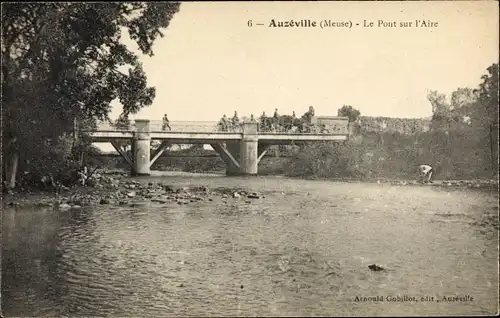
[{"left": 162, "top": 114, "right": 171, "bottom": 131}]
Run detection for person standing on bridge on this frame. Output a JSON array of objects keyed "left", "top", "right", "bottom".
[
  {"left": 273, "top": 108, "right": 280, "bottom": 120},
  {"left": 232, "top": 111, "right": 240, "bottom": 125},
  {"left": 292, "top": 111, "right": 296, "bottom": 120},
  {"left": 308, "top": 105, "right": 315, "bottom": 117},
  {"left": 220, "top": 114, "right": 229, "bottom": 131},
  {"left": 162, "top": 114, "right": 171, "bottom": 131},
  {"left": 303, "top": 106, "right": 315, "bottom": 124},
  {"left": 250, "top": 114, "right": 256, "bottom": 122},
  {"left": 260, "top": 111, "right": 267, "bottom": 130}
]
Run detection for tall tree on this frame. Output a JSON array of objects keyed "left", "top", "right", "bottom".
[
  {"left": 1, "top": 2, "right": 181, "bottom": 187},
  {"left": 474, "top": 63, "right": 499, "bottom": 175}
]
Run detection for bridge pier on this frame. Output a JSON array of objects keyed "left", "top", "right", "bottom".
[
  {"left": 210, "top": 122, "right": 260, "bottom": 176},
  {"left": 210, "top": 142, "right": 240, "bottom": 176},
  {"left": 132, "top": 119, "right": 151, "bottom": 176},
  {"left": 239, "top": 122, "right": 258, "bottom": 175},
  {"left": 226, "top": 141, "right": 241, "bottom": 175}
]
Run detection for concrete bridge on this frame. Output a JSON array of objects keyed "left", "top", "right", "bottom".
[{"left": 81, "top": 118, "right": 350, "bottom": 176}]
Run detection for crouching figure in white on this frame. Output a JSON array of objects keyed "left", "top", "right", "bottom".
[{"left": 418, "top": 164, "right": 433, "bottom": 184}]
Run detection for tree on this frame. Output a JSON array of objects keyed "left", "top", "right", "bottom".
[
  {"left": 450, "top": 87, "right": 477, "bottom": 112},
  {"left": 474, "top": 63, "right": 499, "bottom": 124},
  {"left": 337, "top": 105, "right": 361, "bottom": 122},
  {"left": 112, "top": 111, "right": 132, "bottom": 153},
  {"left": 427, "top": 90, "right": 450, "bottom": 116},
  {"left": 1, "top": 2, "right": 181, "bottom": 188},
  {"left": 427, "top": 90, "right": 463, "bottom": 131},
  {"left": 473, "top": 63, "right": 499, "bottom": 175}
]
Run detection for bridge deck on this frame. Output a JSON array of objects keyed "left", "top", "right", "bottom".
[
  {"left": 83, "top": 119, "right": 349, "bottom": 143},
  {"left": 88, "top": 131, "right": 348, "bottom": 143}
]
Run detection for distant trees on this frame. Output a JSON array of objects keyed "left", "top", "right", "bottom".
[
  {"left": 427, "top": 63, "right": 499, "bottom": 175},
  {"left": 338, "top": 105, "right": 361, "bottom": 122},
  {"left": 450, "top": 87, "right": 477, "bottom": 112},
  {"left": 338, "top": 105, "right": 361, "bottom": 137},
  {"left": 428, "top": 64, "right": 499, "bottom": 132},
  {"left": 427, "top": 90, "right": 462, "bottom": 130}
]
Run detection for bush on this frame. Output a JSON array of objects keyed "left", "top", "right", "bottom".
[
  {"left": 285, "top": 128, "right": 494, "bottom": 180},
  {"left": 285, "top": 141, "right": 364, "bottom": 178},
  {"left": 16, "top": 131, "right": 102, "bottom": 188}
]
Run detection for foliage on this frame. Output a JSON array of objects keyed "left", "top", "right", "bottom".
[
  {"left": 1, "top": 2, "right": 181, "bottom": 186},
  {"left": 337, "top": 105, "right": 361, "bottom": 123},
  {"left": 3, "top": 2, "right": 180, "bottom": 122},
  {"left": 111, "top": 111, "right": 132, "bottom": 152},
  {"left": 359, "top": 116, "right": 431, "bottom": 135},
  {"left": 450, "top": 87, "right": 477, "bottom": 112},
  {"left": 473, "top": 63, "right": 499, "bottom": 126},
  {"left": 289, "top": 63, "right": 498, "bottom": 180},
  {"left": 427, "top": 90, "right": 461, "bottom": 130},
  {"left": 114, "top": 112, "right": 131, "bottom": 130},
  {"left": 285, "top": 127, "right": 493, "bottom": 180},
  {"left": 473, "top": 63, "right": 499, "bottom": 175},
  {"left": 285, "top": 142, "right": 364, "bottom": 179}
]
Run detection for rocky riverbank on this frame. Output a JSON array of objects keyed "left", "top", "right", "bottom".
[
  {"left": 2, "top": 169, "right": 497, "bottom": 209},
  {"left": 291, "top": 175, "right": 499, "bottom": 189},
  {"left": 2, "top": 170, "right": 264, "bottom": 210}
]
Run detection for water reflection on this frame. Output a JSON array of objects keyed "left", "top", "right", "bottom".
[{"left": 2, "top": 177, "right": 499, "bottom": 316}]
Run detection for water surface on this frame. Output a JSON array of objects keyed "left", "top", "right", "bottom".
[{"left": 2, "top": 175, "right": 498, "bottom": 316}]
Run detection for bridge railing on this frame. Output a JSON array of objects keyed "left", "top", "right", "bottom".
[
  {"left": 149, "top": 120, "right": 231, "bottom": 133},
  {"left": 257, "top": 125, "right": 348, "bottom": 135},
  {"left": 90, "top": 120, "right": 240, "bottom": 133},
  {"left": 87, "top": 118, "right": 349, "bottom": 135}
]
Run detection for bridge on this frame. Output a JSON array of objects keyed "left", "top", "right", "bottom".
[{"left": 80, "top": 118, "right": 350, "bottom": 176}]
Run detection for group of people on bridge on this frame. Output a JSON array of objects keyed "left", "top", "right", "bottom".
[
  {"left": 161, "top": 106, "right": 319, "bottom": 133},
  {"left": 217, "top": 106, "right": 319, "bottom": 133}
]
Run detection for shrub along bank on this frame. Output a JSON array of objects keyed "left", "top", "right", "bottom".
[{"left": 284, "top": 129, "right": 498, "bottom": 181}]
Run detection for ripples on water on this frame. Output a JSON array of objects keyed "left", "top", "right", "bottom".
[{"left": 2, "top": 176, "right": 499, "bottom": 316}]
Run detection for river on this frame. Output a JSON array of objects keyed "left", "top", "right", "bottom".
[{"left": 2, "top": 174, "right": 498, "bottom": 317}]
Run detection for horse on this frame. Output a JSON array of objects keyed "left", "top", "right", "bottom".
[
  {"left": 259, "top": 115, "right": 311, "bottom": 133},
  {"left": 259, "top": 116, "right": 278, "bottom": 132},
  {"left": 217, "top": 120, "right": 241, "bottom": 132},
  {"left": 279, "top": 115, "right": 312, "bottom": 133}
]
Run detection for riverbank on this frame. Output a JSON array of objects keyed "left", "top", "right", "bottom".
[
  {"left": 1, "top": 170, "right": 265, "bottom": 210},
  {"left": 2, "top": 169, "right": 498, "bottom": 209}
]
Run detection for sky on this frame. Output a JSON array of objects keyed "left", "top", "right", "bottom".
[{"left": 108, "top": 1, "right": 498, "bottom": 123}]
